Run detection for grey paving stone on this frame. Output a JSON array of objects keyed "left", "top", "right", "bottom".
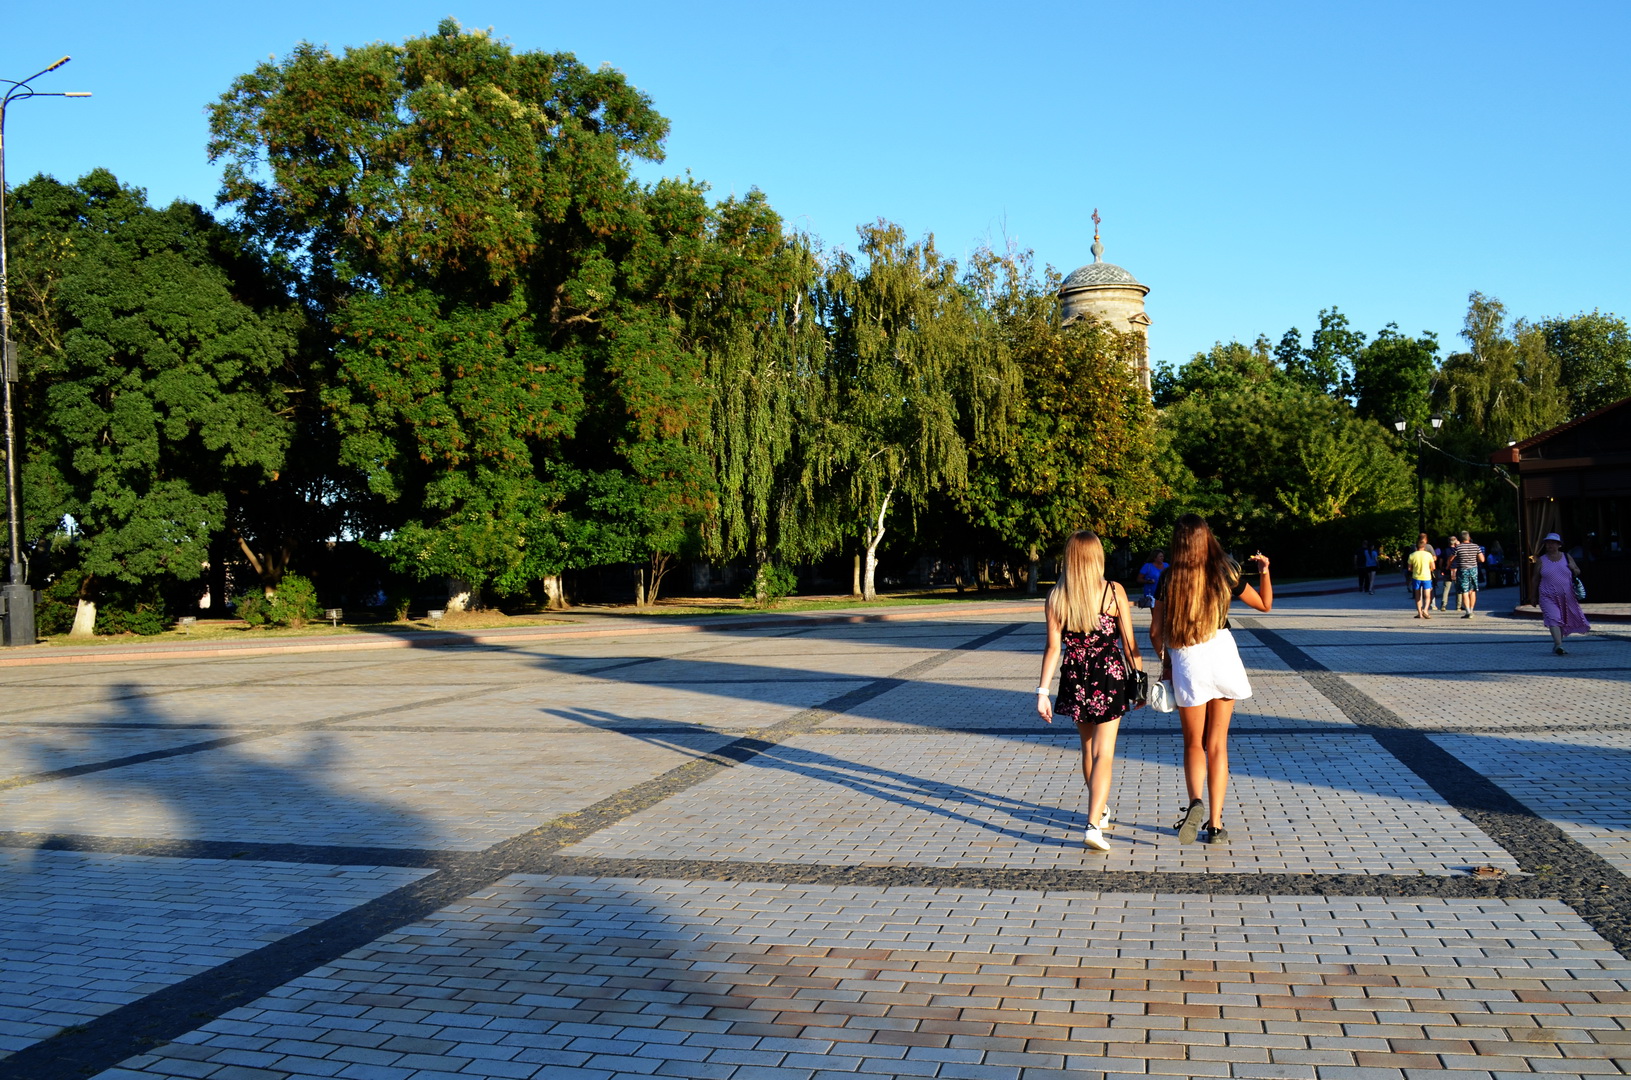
[{"left": 1, "top": 602, "right": 1627, "bottom": 1080}]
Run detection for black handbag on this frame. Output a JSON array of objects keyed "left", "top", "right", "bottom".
[{"left": 1126, "top": 668, "right": 1149, "bottom": 707}]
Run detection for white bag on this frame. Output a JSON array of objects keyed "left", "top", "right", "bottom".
[{"left": 1149, "top": 678, "right": 1177, "bottom": 713}]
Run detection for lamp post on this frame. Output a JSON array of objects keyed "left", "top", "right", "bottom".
[
  {"left": 1394, "top": 412, "right": 1445, "bottom": 537},
  {"left": 1, "top": 57, "right": 90, "bottom": 646}
]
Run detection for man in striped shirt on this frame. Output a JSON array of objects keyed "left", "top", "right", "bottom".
[{"left": 1452, "top": 531, "right": 1486, "bottom": 618}]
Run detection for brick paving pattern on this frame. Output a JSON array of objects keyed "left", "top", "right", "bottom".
[
  {"left": 0, "top": 590, "right": 1628, "bottom": 1079},
  {"left": 0, "top": 850, "right": 428, "bottom": 1055}
]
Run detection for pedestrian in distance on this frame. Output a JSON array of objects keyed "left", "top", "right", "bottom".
[
  {"left": 1359, "top": 540, "right": 1380, "bottom": 594},
  {"left": 1452, "top": 531, "right": 1485, "bottom": 617},
  {"left": 1437, "top": 535, "right": 1458, "bottom": 611},
  {"left": 1137, "top": 549, "right": 1167, "bottom": 608},
  {"left": 1408, "top": 535, "right": 1436, "bottom": 619},
  {"left": 1036, "top": 531, "right": 1144, "bottom": 853},
  {"left": 1150, "top": 514, "right": 1272, "bottom": 845},
  {"left": 1531, "top": 532, "right": 1590, "bottom": 654}
]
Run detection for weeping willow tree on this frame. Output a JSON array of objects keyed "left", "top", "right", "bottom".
[
  {"left": 812, "top": 221, "right": 1011, "bottom": 600},
  {"left": 688, "top": 197, "right": 836, "bottom": 592},
  {"left": 1439, "top": 292, "right": 1567, "bottom": 447}
]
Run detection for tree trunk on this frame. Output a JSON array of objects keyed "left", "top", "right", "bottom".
[
  {"left": 234, "top": 530, "right": 295, "bottom": 596},
  {"left": 208, "top": 531, "right": 228, "bottom": 613},
  {"left": 1027, "top": 545, "right": 1041, "bottom": 596},
  {"left": 861, "top": 487, "right": 895, "bottom": 602},
  {"left": 69, "top": 599, "right": 97, "bottom": 637},
  {"left": 851, "top": 554, "right": 862, "bottom": 598},
  {"left": 749, "top": 551, "right": 768, "bottom": 606},
  {"left": 977, "top": 558, "right": 989, "bottom": 592},
  {"left": 446, "top": 579, "right": 475, "bottom": 612},
  {"left": 542, "top": 575, "right": 566, "bottom": 610},
  {"left": 648, "top": 553, "right": 673, "bottom": 607},
  {"left": 634, "top": 568, "right": 646, "bottom": 608}
]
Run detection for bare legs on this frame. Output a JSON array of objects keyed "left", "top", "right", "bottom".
[
  {"left": 1179, "top": 698, "right": 1235, "bottom": 828},
  {"left": 1075, "top": 715, "right": 1121, "bottom": 824}
]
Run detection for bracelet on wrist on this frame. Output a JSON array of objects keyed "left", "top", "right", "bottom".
[{"left": 1035, "top": 687, "right": 1050, "bottom": 696}]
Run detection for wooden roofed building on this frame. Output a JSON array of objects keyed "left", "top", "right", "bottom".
[{"left": 1491, "top": 395, "right": 1631, "bottom": 604}]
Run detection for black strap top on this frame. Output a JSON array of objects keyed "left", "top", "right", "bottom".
[{"left": 1153, "top": 558, "right": 1247, "bottom": 629}]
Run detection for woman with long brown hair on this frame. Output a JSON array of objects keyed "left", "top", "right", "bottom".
[
  {"left": 1036, "top": 531, "right": 1144, "bottom": 852},
  {"left": 1149, "top": 514, "right": 1272, "bottom": 844}
]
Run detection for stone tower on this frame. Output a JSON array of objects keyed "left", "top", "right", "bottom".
[{"left": 1059, "top": 215, "right": 1151, "bottom": 393}]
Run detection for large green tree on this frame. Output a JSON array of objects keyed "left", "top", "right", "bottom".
[
  {"left": 1437, "top": 292, "right": 1566, "bottom": 449},
  {"left": 1542, "top": 310, "right": 1631, "bottom": 419},
  {"left": 210, "top": 20, "right": 712, "bottom": 606},
  {"left": 1275, "top": 307, "right": 1366, "bottom": 398},
  {"left": 1353, "top": 324, "right": 1439, "bottom": 429},
  {"left": 813, "top": 222, "right": 993, "bottom": 599},
  {"left": 960, "top": 250, "right": 1156, "bottom": 584},
  {"left": 7, "top": 170, "right": 302, "bottom": 631},
  {"left": 1158, "top": 340, "right": 1411, "bottom": 564}
]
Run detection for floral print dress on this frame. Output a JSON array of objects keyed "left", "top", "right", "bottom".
[{"left": 1055, "top": 602, "right": 1132, "bottom": 725}]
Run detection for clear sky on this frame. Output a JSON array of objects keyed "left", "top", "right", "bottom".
[{"left": 5, "top": 1, "right": 1628, "bottom": 374}]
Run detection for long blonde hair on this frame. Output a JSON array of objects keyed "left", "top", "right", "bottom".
[
  {"left": 1161, "top": 514, "right": 1234, "bottom": 649},
  {"left": 1048, "top": 531, "right": 1109, "bottom": 632}
]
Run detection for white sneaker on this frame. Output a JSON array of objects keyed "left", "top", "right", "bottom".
[
  {"left": 1097, "top": 807, "right": 1112, "bottom": 831},
  {"left": 1083, "top": 825, "right": 1111, "bottom": 852}
]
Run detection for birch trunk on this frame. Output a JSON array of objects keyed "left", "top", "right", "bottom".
[
  {"left": 861, "top": 487, "right": 895, "bottom": 602},
  {"left": 70, "top": 599, "right": 97, "bottom": 637},
  {"left": 542, "top": 575, "right": 566, "bottom": 610}
]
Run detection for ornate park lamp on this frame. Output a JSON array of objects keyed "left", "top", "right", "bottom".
[
  {"left": 1394, "top": 412, "right": 1445, "bottom": 537},
  {"left": 1, "top": 57, "right": 90, "bottom": 646}
]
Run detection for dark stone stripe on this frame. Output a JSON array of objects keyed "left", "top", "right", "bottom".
[
  {"left": 0, "top": 686, "right": 518, "bottom": 792},
  {"left": 1238, "top": 617, "right": 1631, "bottom": 957},
  {"left": 0, "top": 828, "right": 459, "bottom": 874},
  {"left": 536, "top": 855, "right": 1555, "bottom": 899},
  {"left": 1248, "top": 636, "right": 1598, "bottom": 650},
  {"left": 0, "top": 623, "right": 1023, "bottom": 1080},
  {"left": 0, "top": 830, "right": 458, "bottom": 868}
]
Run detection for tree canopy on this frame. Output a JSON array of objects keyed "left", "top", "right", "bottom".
[{"left": 7, "top": 20, "right": 1627, "bottom": 633}]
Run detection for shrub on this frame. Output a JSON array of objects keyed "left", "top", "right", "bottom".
[
  {"left": 741, "top": 564, "right": 799, "bottom": 609},
  {"left": 382, "top": 585, "right": 414, "bottom": 621},
  {"left": 37, "top": 568, "right": 87, "bottom": 636},
  {"left": 270, "top": 574, "right": 320, "bottom": 626},
  {"left": 235, "top": 590, "right": 271, "bottom": 627},
  {"left": 95, "top": 602, "right": 167, "bottom": 636},
  {"left": 235, "top": 574, "right": 321, "bottom": 628}
]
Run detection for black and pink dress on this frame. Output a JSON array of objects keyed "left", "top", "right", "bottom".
[{"left": 1055, "top": 603, "right": 1132, "bottom": 725}]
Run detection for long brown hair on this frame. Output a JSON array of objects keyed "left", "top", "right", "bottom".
[
  {"left": 1160, "top": 514, "right": 1234, "bottom": 649},
  {"left": 1048, "top": 531, "right": 1109, "bottom": 633}
]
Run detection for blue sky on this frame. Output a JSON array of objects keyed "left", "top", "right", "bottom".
[{"left": 5, "top": 1, "right": 1628, "bottom": 374}]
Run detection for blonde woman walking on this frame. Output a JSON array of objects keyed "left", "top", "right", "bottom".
[
  {"left": 1037, "top": 531, "right": 1144, "bottom": 852},
  {"left": 1150, "top": 514, "right": 1272, "bottom": 844}
]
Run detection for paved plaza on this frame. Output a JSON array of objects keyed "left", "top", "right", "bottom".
[{"left": 3, "top": 590, "right": 1631, "bottom": 1079}]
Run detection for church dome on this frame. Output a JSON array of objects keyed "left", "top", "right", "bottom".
[
  {"left": 1059, "top": 231, "right": 1145, "bottom": 291},
  {"left": 1061, "top": 260, "right": 1143, "bottom": 289}
]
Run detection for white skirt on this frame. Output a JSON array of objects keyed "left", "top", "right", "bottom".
[{"left": 1169, "top": 628, "right": 1252, "bottom": 708}]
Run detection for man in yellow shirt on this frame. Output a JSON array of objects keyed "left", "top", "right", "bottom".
[{"left": 1407, "top": 535, "right": 1436, "bottom": 620}]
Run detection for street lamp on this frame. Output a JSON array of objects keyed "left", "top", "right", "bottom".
[
  {"left": 1394, "top": 413, "right": 1445, "bottom": 537},
  {"left": 1, "top": 56, "right": 90, "bottom": 646}
]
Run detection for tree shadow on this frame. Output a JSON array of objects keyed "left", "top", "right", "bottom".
[
  {"left": 0, "top": 682, "right": 442, "bottom": 1060},
  {"left": 521, "top": 618, "right": 1631, "bottom": 845},
  {"left": 545, "top": 705, "right": 1085, "bottom": 847}
]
